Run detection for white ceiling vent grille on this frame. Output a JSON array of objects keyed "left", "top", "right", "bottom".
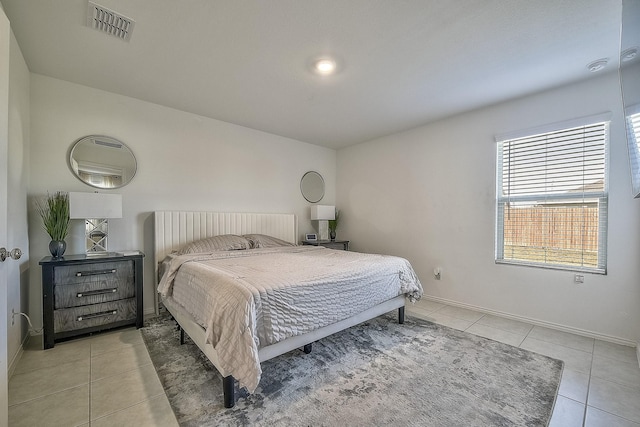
[{"left": 87, "top": 1, "right": 135, "bottom": 42}]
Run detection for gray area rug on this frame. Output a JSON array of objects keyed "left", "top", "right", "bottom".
[{"left": 141, "top": 311, "right": 563, "bottom": 426}]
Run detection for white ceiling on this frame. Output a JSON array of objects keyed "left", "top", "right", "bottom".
[{"left": 1, "top": 0, "right": 622, "bottom": 149}]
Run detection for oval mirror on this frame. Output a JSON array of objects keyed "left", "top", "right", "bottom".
[
  {"left": 69, "top": 135, "right": 137, "bottom": 189},
  {"left": 300, "top": 171, "right": 325, "bottom": 203}
]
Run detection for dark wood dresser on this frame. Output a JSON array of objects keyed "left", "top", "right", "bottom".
[{"left": 40, "top": 252, "right": 144, "bottom": 349}]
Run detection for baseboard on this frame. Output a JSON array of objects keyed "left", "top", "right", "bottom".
[
  {"left": 422, "top": 295, "right": 636, "bottom": 347},
  {"left": 8, "top": 333, "right": 29, "bottom": 379}
]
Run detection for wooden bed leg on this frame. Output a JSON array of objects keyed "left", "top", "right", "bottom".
[
  {"left": 398, "top": 306, "right": 405, "bottom": 324},
  {"left": 303, "top": 343, "right": 313, "bottom": 354},
  {"left": 180, "top": 328, "right": 185, "bottom": 345},
  {"left": 223, "top": 376, "right": 236, "bottom": 408}
]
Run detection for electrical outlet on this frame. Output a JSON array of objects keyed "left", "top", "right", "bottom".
[{"left": 574, "top": 274, "right": 584, "bottom": 284}]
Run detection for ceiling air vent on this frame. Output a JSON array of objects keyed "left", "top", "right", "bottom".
[{"left": 86, "top": 1, "right": 135, "bottom": 42}]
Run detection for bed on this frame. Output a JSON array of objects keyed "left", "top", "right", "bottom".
[{"left": 154, "top": 211, "right": 423, "bottom": 408}]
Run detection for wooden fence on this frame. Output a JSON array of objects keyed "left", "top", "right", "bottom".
[{"left": 503, "top": 204, "right": 599, "bottom": 252}]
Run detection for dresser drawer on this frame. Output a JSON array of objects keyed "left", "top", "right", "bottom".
[
  {"left": 53, "top": 260, "right": 133, "bottom": 286},
  {"left": 53, "top": 261, "right": 134, "bottom": 309},
  {"left": 53, "top": 298, "right": 136, "bottom": 333}
]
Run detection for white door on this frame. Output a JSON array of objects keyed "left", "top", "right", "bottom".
[{"left": 0, "top": 9, "right": 11, "bottom": 425}]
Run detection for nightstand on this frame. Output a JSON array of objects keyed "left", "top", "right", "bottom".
[
  {"left": 302, "top": 240, "right": 350, "bottom": 251},
  {"left": 40, "top": 252, "right": 144, "bottom": 349}
]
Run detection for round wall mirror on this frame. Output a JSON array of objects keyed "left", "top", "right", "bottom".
[
  {"left": 300, "top": 171, "right": 325, "bottom": 203},
  {"left": 69, "top": 135, "right": 137, "bottom": 189}
]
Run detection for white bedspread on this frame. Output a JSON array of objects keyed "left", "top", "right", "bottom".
[{"left": 158, "top": 246, "right": 423, "bottom": 392}]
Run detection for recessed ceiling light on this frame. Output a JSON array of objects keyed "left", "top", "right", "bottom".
[
  {"left": 586, "top": 58, "right": 609, "bottom": 72},
  {"left": 313, "top": 58, "right": 337, "bottom": 75},
  {"left": 621, "top": 47, "right": 638, "bottom": 62}
]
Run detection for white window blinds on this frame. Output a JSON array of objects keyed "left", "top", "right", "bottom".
[
  {"left": 626, "top": 109, "right": 640, "bottom": 197},
  {"left": 496, "top": 121, "right": 608, "bottom": 273}
]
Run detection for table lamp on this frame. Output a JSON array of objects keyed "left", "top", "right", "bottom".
[{"left": 310, "top": 205, "right": 335, "bottom": 241}]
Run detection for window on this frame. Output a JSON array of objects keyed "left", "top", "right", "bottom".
[
  {"left": 496, "top": 118, "right": 609, "bottom": 273},
  {"left": 625, "top": 106, "right": 640, "bottom": 197}
]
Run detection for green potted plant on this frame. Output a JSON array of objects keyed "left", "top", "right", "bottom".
[
  {"left": 36, "top": 191, "right": 70, "bottom": 259},
  {"left": 328, "top": 209, "right": 340, "bottom": 241}
]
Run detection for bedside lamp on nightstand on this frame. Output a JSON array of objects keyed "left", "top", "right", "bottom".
[
  {"left": 310, "top": 204, "right": 335, "bottom": 241},
  {"left": 69, "top": 192, "right": 122, "bottom": 255}
]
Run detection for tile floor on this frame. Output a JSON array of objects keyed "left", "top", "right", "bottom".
[
  {"left": 8, "top": 299, "right": 640, "bottom": 426},
  {"left": 8, "top": 327, "right": 178, "bottom": 427}
]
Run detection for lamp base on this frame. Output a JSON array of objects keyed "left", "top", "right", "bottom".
[
  {"left": 317, "top": 220, "right": 329, "bottom": 241},
  {"left": 85, "top": 218, "right": 109, "bottom": 253}
]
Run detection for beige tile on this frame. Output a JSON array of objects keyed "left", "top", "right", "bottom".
[
  {"left": 588, "top": 377, "right": 640, "bottom": 423},
  {"left": 91, "top": 342, "right": 153, "bottom": 381},
  {"left": 527, "top": 326, "right": 594, "bottom": 353},
  {"left": 475, "top": 314, "right": 533, "bottom": 336},
  {"left": 8, "top": 384, "right": 89, "bottom": 427},
  {"left": 90, "top": 328, "right": 143, "bottom": 356},
  {"left": 558, "top": 369, "right": 590, "bottom": 403},
  {"left": 91, "top": 394, "right": 178, "bottom": 427},
  {"left": 406, "top": 304, "right": 441, "bottom": 319},
  {"left": 549, "top": 395, "right": 585, "bottom": 427},
  {"left": 414, "top": 310, "right": 474, "bottom": 331},
  {"left": 591, "top": 355, "right": 640, "bottom": 389},
  {"left": 14, "top": 337, "right": 91, "bottom": 375},
  {"left": 436, "top": 305, "right": 484, "bottom": 322},
  {"left": 520, "top": 337, "right": 593, "bottom": 374},
  {"left": 9, "top": 358, "right": 90, "bottom": 405},
  {"left": 594, "top": 340, "right": 639, "bottom": 365},
  {"left": 409, "top": 299, "right": 446, "bottom": 313},
  {"left": 585, "top": 406, "right": 640, "bottom": 427},
  {"left": 465, "top": 323, "right": 526, "bottom": 347},
  {"left": 91, "top": 363, "right": 165, "bottom": 420}
]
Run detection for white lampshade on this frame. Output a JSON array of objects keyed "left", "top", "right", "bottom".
[
  {"left": 310, "top": 205, "right": 335, "bottom": 220},
  {"left": 69, "top": 192, "right": 122, "bottom": 219}
]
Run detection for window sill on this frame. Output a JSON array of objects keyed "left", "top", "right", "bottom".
[{"left": 495, "top": 259, "right": 606, "bottom": 275}]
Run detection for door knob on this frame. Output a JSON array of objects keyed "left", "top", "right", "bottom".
[
  {"left": 9, "top": 248, "right": 22, "bottom": 260},
  {"left": 0, "top": 247, "right": 22, "bottom": 261}
]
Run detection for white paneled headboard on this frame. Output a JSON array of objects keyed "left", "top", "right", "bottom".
[{"left": 153, "top": 211, "right": 298, "bottom": 277}]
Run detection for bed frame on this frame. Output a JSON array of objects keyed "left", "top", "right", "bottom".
[{"left": 154, "top": 211, "right": 405, "bottom": 408}]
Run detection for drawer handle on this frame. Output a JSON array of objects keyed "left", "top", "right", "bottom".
[
  {"left": 75, "top": 268, "right": 117, "bottom": 277},
  {"left": 77, "top": 310, "right": 117, "bottom": 321},
  {"left": 76, "top": 288, "right": 118, "bottom": 298}
]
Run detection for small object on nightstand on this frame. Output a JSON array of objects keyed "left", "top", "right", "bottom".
[
  {"left": 39, "top": 251, "right": 144, "bottom": 349},
  {"left": 116, "top": 250, "right": 142, "bottom": 256},
  {"left": 302, "top": 239, "right": 349, "bottom": 251}
]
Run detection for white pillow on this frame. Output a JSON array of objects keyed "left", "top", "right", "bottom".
[
  {"left": 175, "top": 234, "right": 251, "bottom": 254},
  {"left": 243, "top": 234, "right": 293, "bottom": 248}
]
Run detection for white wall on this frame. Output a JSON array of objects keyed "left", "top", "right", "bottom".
[
  {"left": 28, "top": 74, "right": 336, "bottom": 329},
  {"left": 7, "top": 29, "right": 29, "bottom": 371},
  {"left": 337, "top": 71, "right": 640, "bottom": 344}
]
